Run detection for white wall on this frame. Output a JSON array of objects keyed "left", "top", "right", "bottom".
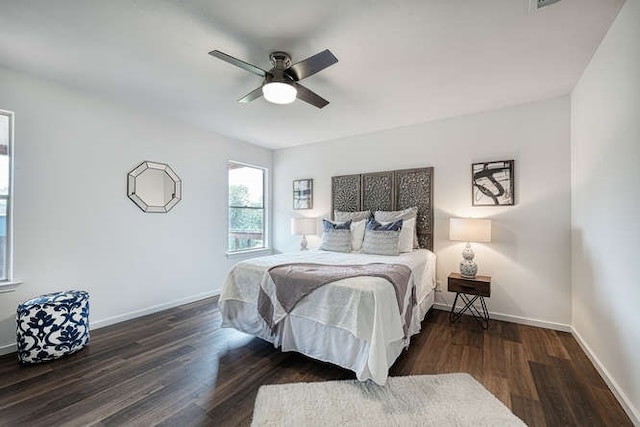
[
  {"left": 571, "top": 0, "right": 640, "bottom": 422},
  {"left": 0, "top": 66, "right": 272, "bottom": 352},
  {"left": 274, "top": 96, "right": 572, "bottom": 328}
]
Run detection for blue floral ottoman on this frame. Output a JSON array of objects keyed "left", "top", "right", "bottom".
[{"left": 16, "top": 290, "right": 90, "bottom": 364}]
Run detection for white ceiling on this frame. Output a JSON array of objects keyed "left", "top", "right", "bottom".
[{"left": 0, "top": 0, "right": 625, "bottom": 150}]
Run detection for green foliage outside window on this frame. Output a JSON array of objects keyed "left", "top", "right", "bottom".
[{"left": 228, "top": 184, "right": 264, "bottom": 251}]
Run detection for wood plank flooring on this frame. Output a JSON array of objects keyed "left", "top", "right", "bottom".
[{"left": 0, "top": 297, "right": 632, "bottom": 426}]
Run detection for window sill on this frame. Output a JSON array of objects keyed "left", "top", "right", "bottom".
[
  {"left": 0, "top": 280, "right": 23, "bottom": 293},
  {"left": 226, "top": 248, "right": 272, "bottom": 260}
]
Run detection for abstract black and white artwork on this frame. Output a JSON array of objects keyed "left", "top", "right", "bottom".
[
  {"left": 472, "top": 160, "right": 514, "bottom": 206},
  {"left": 293, "top": 179, "right": 313, "bottom": 209}
]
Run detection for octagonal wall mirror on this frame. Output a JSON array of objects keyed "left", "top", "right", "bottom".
[{"left": 127, "top": 161, "right": 182, "bottom": 213}]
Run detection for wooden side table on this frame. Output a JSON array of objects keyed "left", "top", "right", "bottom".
[{"left": 448, "top": 273, "right": 491, "bottom": 329}]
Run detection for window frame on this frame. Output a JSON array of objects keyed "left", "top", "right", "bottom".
[
  {"left": 0, "top": 109, "right": 17, "bottom": 290},
  {"left": 226, "top": 160, "right": 269, "bottom": 256}
]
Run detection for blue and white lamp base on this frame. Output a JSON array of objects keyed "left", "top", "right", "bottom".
[{"left": 459, "top": 243, "right": 478, "bottom": 278}]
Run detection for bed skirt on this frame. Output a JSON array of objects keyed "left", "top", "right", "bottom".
[{"left": 220, "top": 290, "right": 434, "bottom": 384}]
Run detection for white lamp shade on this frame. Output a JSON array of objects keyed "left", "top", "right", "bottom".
[
  {"left": 262, "top": 82, "right": 297, "bottom": 104},
  {"left": 449, "top": 218, "right": 491, "bottom": 243},
  {"left": 291, "top": 217, "right": 316, "bottom": 236}
]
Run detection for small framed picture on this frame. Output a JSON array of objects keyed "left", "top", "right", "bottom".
[
  {"left": 293, "top": 179, "right": 313, "bottom": 210},
  {"left": 472, "top": 160, "right": 515, "bottom": 206}
]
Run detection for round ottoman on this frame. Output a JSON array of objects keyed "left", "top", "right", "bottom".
[{"left": 16, "top": 290, "right": 90, "bottom": 364}]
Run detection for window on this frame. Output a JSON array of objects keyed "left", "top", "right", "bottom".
[
  {"left": 228, "top": 162, "right": 266, "bottom": 253},
  {"left": 0, "top": 110, "right": 13, "bottom": 281}
]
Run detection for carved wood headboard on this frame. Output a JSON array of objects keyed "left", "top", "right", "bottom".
[{"left": 331, "top": 167, "right": 434, "bottom": 251}]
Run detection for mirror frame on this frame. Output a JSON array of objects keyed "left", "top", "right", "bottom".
[{"left": 127, "top": 161, "right": 182, "bottom": 213}]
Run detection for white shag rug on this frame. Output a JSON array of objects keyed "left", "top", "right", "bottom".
[{"left": 251, "top": 373, "right": 526, "bottom": 426}]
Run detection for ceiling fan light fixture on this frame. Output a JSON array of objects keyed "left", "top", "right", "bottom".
[{"left": 262, "top": 82, "right": 297, "bottom": 104}]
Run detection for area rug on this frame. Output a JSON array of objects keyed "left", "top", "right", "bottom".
[{"left": 251, "top": 373, "right": 526, "bottom": 426}]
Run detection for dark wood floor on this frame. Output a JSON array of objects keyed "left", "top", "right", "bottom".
[{"left": 0, "top": 297, "right": 632, "bottom": 426}]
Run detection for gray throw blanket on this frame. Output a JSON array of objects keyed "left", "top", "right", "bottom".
[{"left": 257, "top": 263, "right": 415, "bottom": 337}]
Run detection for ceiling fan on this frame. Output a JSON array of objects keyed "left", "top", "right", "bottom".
[{"left": 208, "top": 49, "right": 338, "bottom": 109}]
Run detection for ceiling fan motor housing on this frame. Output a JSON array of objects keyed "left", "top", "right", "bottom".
[
  {"left": 269, "top": 51, "right": 292, "bottom": 69},
  {"left": 266, "top": 52, "right": 294, "bottom": 85}
]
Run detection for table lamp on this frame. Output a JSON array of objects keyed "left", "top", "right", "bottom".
[
  {"left": 291, "top": 217, "right": 316, "bottom": 251},
  {"left": 449, "top": 218, "right": 492, "bottom": 278}
]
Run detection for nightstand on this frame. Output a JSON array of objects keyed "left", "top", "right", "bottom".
[{"left": 448, "top": 273, "right": 491, "bottom": 329}]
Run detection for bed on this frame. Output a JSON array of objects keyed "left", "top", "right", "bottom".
[{"left": 219, "top": 167, "right": 434, "bottom": 385}]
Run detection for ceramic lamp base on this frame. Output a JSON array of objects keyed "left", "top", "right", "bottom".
[
  {"left": 459, "top": 260, "right": 478, "bottom": 278},
  {"left": 459, "top": 242, "right": 478, "bottom": 277}
]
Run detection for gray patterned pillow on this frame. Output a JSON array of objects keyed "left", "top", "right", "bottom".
[
  {"left": 362, "top": 219, "right": 402, "bottom": 256},
  {"left": 320, "top": 219, "right": 352, "bottom": 253},
  {"left": 334, "top": 210, "right": 371, "bottom": 222},
  {"left": 374, "top": 207, "right": 419, "bottom": 248}
]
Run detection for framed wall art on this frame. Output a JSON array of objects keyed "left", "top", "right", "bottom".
[
  {"left": 472, "top": 160, "right": 515, "bottom": 206},
  {"left": 293, "top": 178, "right": 313, "bottom": 210}
]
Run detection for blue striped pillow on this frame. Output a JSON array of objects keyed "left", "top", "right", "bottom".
[
  {"left": 320, "top": 219, "right": 352, "bottom": 253},
  {"left": 362, "top": 218, "right": 403, "bottom": 256}
]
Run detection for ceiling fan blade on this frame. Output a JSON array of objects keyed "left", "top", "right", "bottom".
[
  {"left": 208, "top": 50, "right": 268, "bottom": 78},
  {"left": 285, "top": 49, "right": 338, "bottom": 81},
  {"left": 294, "top": 83, "right": 329, "bottom": 109},
  {"left": 238, "top": 86, "right": 264, "bottom": 103}
]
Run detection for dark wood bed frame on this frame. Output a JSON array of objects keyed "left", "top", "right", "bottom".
[{"left": 331, "top": 167, "right": 434, "bottom": 251}]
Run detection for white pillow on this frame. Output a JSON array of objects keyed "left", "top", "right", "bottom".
[
  {"left": 350, "top": 219, "right": 366, "bottom": 251},
  {"left": 335, "top": 210, "right": 371, "bottom": 222},
  {"left": 380, "top": 217, "right": 415, "bottom": 253}
]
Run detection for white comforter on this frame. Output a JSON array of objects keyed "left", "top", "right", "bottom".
[{"left": 219, "top": 249, "right": 436, "bottom": 384}]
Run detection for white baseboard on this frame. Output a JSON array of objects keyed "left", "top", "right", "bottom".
[
  {"left": 0, "top": 291, "right": 220, "bottom": 357},
  {"left": 432, "top": 303, "right": 572, "bottom": 332},
  {"left": 0, "top": 342, "right": 16, "bottom": 356},
  {"left": 91, "top": 290, "right": 220, "bottom": 330},
  {"left": 571, "top": 327, "right": 639, "bottom": 425}
]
